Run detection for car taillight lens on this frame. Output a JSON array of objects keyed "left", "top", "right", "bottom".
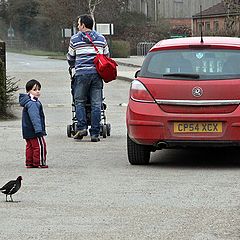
[{"left": 130, "top": 80, "right": 155, "bottom": 103}]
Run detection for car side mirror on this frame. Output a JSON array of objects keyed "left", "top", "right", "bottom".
[{"left": 135, "top": 70, "right": 140, "bottom": 78}]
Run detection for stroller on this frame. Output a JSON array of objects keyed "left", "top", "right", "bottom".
[{"left": 67, "top": 67, "right": 111, "bottom": 138}]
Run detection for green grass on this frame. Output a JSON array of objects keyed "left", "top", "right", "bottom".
[{"left": 8, "top": 48, "right": 65, "bottom": 57}]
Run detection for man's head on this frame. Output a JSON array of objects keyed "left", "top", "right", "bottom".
[
  {"left": 78, "top": 14, "right": 93, "bottom": 31},
  {"left": 26, "top": 79, "right": 41, "bottom": 99}
]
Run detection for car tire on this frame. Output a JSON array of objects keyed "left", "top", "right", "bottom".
[{"left": 127, "top": 134, "right": 150, "bottom": 165}]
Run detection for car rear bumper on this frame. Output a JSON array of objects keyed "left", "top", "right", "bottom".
[
  {"left": 126, "top": 100, "right": 240, "bottom": 147},
  {"left": 154, "top": 140, "right": 240, "bottom": 149}
]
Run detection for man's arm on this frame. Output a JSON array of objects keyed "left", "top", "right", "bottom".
[
  {"left": 67, "top": 38, "right": 76, "bottom": 68},
  {"left": 103, "top": 40, "right": 110, "bottom": 57}
]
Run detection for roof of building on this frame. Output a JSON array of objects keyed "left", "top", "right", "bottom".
[{"left": 192, "top": 1, "right": 238, "bottom": 18}]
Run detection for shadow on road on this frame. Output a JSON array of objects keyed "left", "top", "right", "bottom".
[{"left": 150, "top": 148, "right": 240, "bottom": 169}]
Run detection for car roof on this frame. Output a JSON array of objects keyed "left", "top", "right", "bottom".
[{"left": 151, "top": 37, "right": 240, "bottom": 51}]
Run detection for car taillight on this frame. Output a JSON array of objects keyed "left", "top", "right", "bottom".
[{"left": 130, "top": 80, "right": 155, "bottom": 103}]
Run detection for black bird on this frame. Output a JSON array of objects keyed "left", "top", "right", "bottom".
[{"left": 0, "top": 176, "right": 22, "bottom": 202}]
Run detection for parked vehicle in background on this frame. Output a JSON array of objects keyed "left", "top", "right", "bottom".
[{"left": 126, "top": 37, "right": 240, "bottom": 165}]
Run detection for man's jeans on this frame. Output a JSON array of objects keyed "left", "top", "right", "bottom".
[{"left": 73, "top": 73, "right": 103, "bottom": 137}]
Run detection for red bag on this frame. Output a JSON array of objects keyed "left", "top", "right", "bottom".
[
  {"left": 94, "top": 54, "right": 118, "bottom": 83},
  {"left": 86, "top": 33, "right": 118, "bottom": 83}
]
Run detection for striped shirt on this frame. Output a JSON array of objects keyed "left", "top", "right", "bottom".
[{"left": 67, "top": 30, "right": 109, "bottom": 75}]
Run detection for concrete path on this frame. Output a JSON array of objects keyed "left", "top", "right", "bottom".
[{"left": 114, "top": 56, "right": 144, "bottom": 82}]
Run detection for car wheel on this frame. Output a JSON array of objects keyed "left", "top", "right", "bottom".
[
  {"left": 67, "top": 125, "right": 72, "bottom": 138},
  {"left": 127, "top": 134, "right": 150, "bottom": 165}
]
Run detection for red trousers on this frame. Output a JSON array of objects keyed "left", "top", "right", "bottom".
[{"left": 25, "top": 137, "right": 47, "bottom": 167}]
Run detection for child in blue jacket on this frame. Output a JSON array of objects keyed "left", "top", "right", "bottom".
[{"left": 19, "top": 79, "right": 48, "bottom": 168}]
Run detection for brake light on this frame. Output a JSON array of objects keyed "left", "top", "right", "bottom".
[{"left": 130, "top": 80, "right": 155, "bottom": 103}]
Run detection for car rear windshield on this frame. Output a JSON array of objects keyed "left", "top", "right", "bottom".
[{"left": 140, "top": 49, "right": 240, "bottom": 80}]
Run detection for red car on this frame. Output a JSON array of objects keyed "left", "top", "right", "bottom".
[{"left": 126, "top": 37, "right": 240, "bottom": 165}]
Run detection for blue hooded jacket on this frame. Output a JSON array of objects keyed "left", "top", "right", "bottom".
[{"left": 19, "top": 93, "right": 46, "bottom": 139}]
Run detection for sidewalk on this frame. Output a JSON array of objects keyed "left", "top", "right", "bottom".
[
  {"left": 114, "top": 56, "right": 145, "bottom": 68},
  {"left": 114, "top": 56, "right": 145, "bottom": 82}
]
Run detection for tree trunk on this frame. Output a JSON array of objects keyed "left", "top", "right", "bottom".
[
  {"left": 0, "top": 59, "right": 6, "bottom": 115},
  {"left": 88, "top": 0, "right": 104, "bottom": 26}
]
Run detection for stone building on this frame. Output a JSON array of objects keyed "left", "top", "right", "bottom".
[
  {"left": 128, "top": 0, "right": 222, "bottom": 21},
  {"left": 192, "top": 1, "right": 240, "bottom": 36},
  {"left": 128, "top": 0, "right": 224, "bottom": 37}
]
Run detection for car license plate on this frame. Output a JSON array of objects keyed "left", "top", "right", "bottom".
[{"left": 173, "top": 122, "right": 222, "bottom": 133}]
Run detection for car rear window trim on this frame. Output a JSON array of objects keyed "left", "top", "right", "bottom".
[
  {"left": 140, "top": 49, "right": 240, "bottom": 80},
  {"left": 138, "top": 74, "right": 240, "bottom": 80}
]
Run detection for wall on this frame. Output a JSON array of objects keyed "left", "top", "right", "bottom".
[{"left": 128, "top": 0, "right": 156, "bottom": 21}]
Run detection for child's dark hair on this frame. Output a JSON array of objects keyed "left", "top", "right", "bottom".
[{"left": 26, "top": 79, "right": 41, "bottom": 92}]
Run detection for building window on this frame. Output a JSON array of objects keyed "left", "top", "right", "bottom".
[
  {"left": 214, "top": 21, "right": 219, "bottom": 32},
  {"left": 197, "top": 23, "right": 203, "bottom": 33},
  {"left": 205, "top": 22, "right": 211, "bottom": 32}
]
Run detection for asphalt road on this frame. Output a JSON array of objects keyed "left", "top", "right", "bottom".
[{"left": 0, "top": 52, "right": 239, "bottom": 240}]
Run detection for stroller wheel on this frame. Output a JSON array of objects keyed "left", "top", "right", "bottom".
[
  {"left": 67, "top": 125, "right": 72, "bottom": 138},
  {"left": 102, "top": 124, "right": 107, "bottom": 138},
  {"left": 106, "top": 123, "right": 111, "bottom": 136}
]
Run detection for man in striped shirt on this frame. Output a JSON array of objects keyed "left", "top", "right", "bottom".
[{"left": 67, "top": 14, "right": 109, "bottom": 142}]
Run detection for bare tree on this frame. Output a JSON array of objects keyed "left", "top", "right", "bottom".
[
  {"left": 223, "top": 0, "right": 240, "bottom": 36},
  {"left": 88, "top": 0, "right": 104, "bottom": 23}
]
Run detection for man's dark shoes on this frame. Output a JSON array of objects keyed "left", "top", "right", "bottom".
[
  {"left": 91, "top": 136, "right": 100, "bottom": 142},
  {"left": 74, "top": 129, "right": 88, "bottom": 139}
]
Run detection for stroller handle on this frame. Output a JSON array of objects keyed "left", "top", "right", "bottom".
[{"left": 68, "top": 67, "right": 73, "bottom": 77}]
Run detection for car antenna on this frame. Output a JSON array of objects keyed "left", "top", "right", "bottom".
[{"left": 200, "top": 5, "right": 204, "bottom": 43}]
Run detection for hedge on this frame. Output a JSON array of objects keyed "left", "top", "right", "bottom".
[{"left": 110, "top": 40, "right": 130, "bottom": 58}]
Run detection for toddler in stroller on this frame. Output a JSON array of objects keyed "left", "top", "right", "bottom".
[{"left": 67, "top": 68, "right": 111, "bottom": 139}]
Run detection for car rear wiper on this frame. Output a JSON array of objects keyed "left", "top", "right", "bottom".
[{"left": 163, "top": 73, "right": 200, "bottom": 79}]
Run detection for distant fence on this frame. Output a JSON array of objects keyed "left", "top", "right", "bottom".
[
  {"left": 136, "top": 42, "right": 156, "bottom": 56},
  {"left": 5, "top": 39, "right": 27, "bottom": 50}
]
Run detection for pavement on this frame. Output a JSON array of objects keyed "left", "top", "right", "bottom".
[
  {"left": 114, "top": 56, "right": 144, "bottom": 68},
  {"left": 2, "top": 53, "right": 240, "bottom": 240},
  {"left": 0, "top": 53, "right": 148, "bottom": 239},
  {"left": 113, "top": 56, "right": 145, "bottom": 81}
]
